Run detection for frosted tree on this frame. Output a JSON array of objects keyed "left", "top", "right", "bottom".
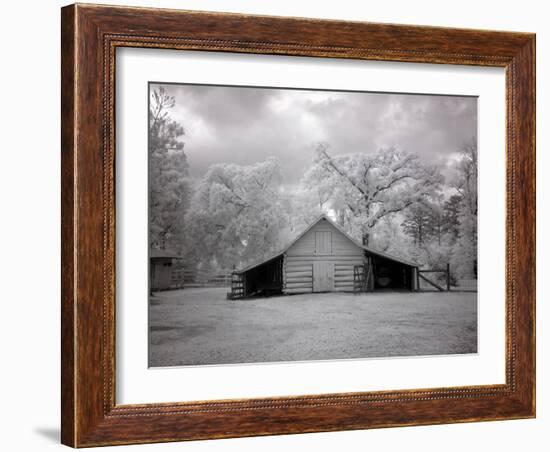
[
  {"left": 450, "top": 138, "right": 478, "bottom": 278},
  {"left": 401, "top": 204, "right": 435, "bottom": 247},
  {"left": 301, "top": 143, "right": 443, "bottom": 246},
  {"left": 185, "top": 158, "right": 288, "bottom": 269},
  {"left": 370, "top": 216, "right": 413, "bottom": 260},
  {"left": 148, "top": 87, "right": 190, "bottom": 252},
  {"left": 301, "top": 162, "right": 336, "bottom": 211},
  {"left": 277, "top": 191, "right": 323, "bottom": 244},
  {"left": 428, "top": 203, "right": 446, "bottom": 246},
  {"left": 442, "top": 194, "right": 462, "bottom": 244}
]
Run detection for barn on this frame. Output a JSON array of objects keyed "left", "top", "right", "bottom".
[
  {"left": 150, "top": 249, "right": 182, "bottom": 291},
  {"left": 230, "top": 215, "right": 419, "bottom": 299}
]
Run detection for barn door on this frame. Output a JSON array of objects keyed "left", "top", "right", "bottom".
[
  {"left": 315, "top": 231, "right": 332, "bottom": 255},
  {"left": 313, "top": 262, "right": 334, "bottom": 292}
]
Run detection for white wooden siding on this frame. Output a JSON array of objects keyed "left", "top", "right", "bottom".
[{"left": 286, "top": 219, "right": 363, "bottom": 257}]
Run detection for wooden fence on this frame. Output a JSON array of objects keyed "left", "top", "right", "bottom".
[{"left": 171, "top": 268, "right": 232, "bottom": 288}]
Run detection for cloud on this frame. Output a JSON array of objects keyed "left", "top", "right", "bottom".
[{"left": 151, "top": 83, "right": 477, "bottom": 186}]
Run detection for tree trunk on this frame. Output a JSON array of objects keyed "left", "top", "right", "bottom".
[{"left": 362, "top": 231, "right": 370, "bottom": 247}]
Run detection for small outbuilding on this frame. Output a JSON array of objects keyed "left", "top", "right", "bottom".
[
  {"left": 150, "top": 249, "right": 182, "bottom": 291},
  {"left": 230, "top": 215, "right": 419, "bottom": 298}
]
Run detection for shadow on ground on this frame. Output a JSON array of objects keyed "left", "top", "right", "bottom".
[{"left": 34, "top": 427, "right": 59, "bottom": 443}]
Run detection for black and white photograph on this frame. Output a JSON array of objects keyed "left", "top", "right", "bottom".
[{"left": 148, "top": 82, "right": 478, "bottom": 367}]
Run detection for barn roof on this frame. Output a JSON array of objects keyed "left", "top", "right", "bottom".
[
  {"left": 150, "top": 249, "right": 182, "bottom": 259},
  {"left": 235, "top": 214, "right": 418, "bottom": 273}
]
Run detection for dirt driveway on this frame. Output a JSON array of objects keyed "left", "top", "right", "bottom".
[{"left": 149, "top": 288, "right": 477, "bottom": 367}]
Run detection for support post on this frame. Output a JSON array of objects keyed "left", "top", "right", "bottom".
[{"left": 446, "top": 263, "right": 451, "bottom": 291}]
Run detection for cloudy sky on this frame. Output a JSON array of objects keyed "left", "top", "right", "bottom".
[{"left": 152, "top": 82, "right": 477, "bottom": 186}]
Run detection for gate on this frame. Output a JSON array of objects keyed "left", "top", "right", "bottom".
[
  {"left": 417, "top": 263, "right": 451, "bottom": 291},
  {"left": 228, "top": 272, "right": 245, "bottom": 299}
]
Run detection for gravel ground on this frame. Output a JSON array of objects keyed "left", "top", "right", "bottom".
[{"left": 149, "top": 288, "right": 477, "bottom": 367}]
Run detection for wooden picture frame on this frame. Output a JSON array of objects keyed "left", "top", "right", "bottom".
[{"left": 61, "top": 3, "right": 535, "bottom": 447}]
